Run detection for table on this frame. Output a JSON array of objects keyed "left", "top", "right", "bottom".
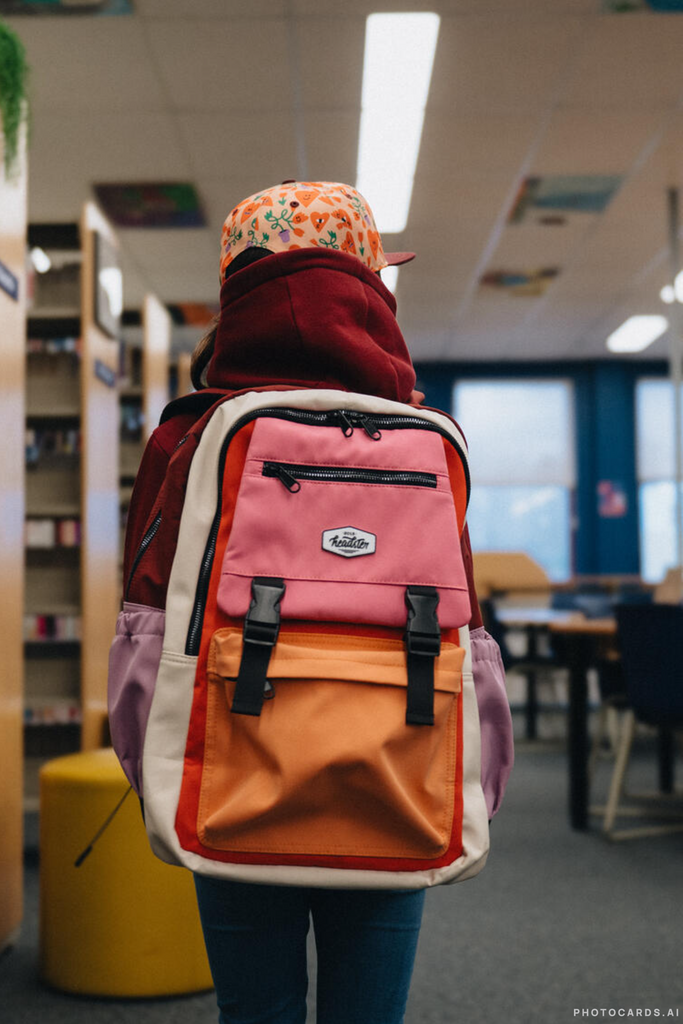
[
  {"left": 496, "top": 607, "right": 616, "bottom": 831},
  {"left": 547, "top": 615, "right": 616, "bottom": 831}
]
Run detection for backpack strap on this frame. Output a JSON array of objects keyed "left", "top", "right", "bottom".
[
  {"left": 404, "top": 586, "right": 440, "bottom": 727},
  {"left": 159, "top": 389, "right": 231, "bottom": 425},
  {"left": 231, "top": 580, "right": 440, "bottom": 723},
  {"left": 231, "top": 577, "right": 286, "bottom": 717}
]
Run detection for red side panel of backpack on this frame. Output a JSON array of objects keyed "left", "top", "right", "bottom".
[{"left": 125, "top": 395, "right": 233, "bottom": 610}]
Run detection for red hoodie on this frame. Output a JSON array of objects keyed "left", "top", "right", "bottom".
[{"left": 123, "top": 248, "right": 481, "bottom": 626}]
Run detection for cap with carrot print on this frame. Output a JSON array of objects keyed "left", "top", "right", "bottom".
[{"left": 220, "top": 180, "right": 415, "bottom": 281}]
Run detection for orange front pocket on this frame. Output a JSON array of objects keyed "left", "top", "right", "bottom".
[{"left": 197, "top": 628, "right": 464, "bottom": 860}]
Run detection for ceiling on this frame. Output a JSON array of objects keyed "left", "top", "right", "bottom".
[{"left": 6, "top": 0, "right": 683, "bottom": 362}]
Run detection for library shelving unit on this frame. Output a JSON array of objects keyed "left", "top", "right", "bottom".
[
  {"left": 118, "top": 294, "right": 171, "bottom": 555},
  {"left": 24, "top": 202, "right": 121, "bottom": 806},
  {"left": 175, "top": 350, "right": 193, "bottom": 399},
  {"left": 0, "top": 125, "right": 27, "bottom": 951}
]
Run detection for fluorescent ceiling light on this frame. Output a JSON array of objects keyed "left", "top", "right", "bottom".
[
  {"left": 356, "top": 12, "right": 440, "bottom": 234},
  {"left": 30, "top": 247, "right": 51, "bottom": 274},
  {"left": 660, "top": 270, "right": 683, "bottom": 304},
  {"left": 381, "top": 266, "right": 399, "bottom": 294},
  {"left": 606, "top": 315, "right": 668, "bottom": 353}
]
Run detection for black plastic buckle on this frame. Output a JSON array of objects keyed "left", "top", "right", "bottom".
[
  {"left": 405, "top": 586, "right": 441, "bottom": 657},
  {"left": 243, "top": 577, "right": 286, "bottom": 646}
]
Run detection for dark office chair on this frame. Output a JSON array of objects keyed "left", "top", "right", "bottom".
[{"left": 600, "top": 603, "right": 683, "bottom": 839}]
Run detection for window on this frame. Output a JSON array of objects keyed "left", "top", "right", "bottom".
[
  {"left": 636, "top": 378, "right": 683, "bottom": 583},
  {"left": 453, "top": 380, "right": 575, "bottom": 581}
]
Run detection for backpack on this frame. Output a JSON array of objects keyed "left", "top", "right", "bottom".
[{"left": 108, "top": 388, "right": 491, "bottom": 889}]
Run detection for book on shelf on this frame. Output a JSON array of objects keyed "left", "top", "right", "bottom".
[
  {"left": 25, "top": 518, "right": 81, "bottom": 548},
  {"left": 120, "top": 396, "right": 144, "bottom": 441},
  {"left": 56, "top": 518, "right": 81, "bottom": 546},
  {"left": 27, "top": 337, "right": 80, "bottom": 355},
  {"left": 25, "top": 427, "right": 81, "bottom": 465},
  {"left": 24, "top": 702, "right": 82, "bottom": 726},
  {"left": 24, "top": 613, "right": 82, "bottom": 642},
  {"left": 25, "top": 518, "right": 55, "bottom": 548}
]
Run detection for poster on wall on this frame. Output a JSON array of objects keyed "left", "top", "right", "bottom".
[
  {"left": 0, "top": 1, "right": 133, "bottom": 14},
  {"left": 93, "top": 183, "right": 206, "bottom": 229},
  {"left": 597, "top": 480, "right": 628, "bottom": 519},
  {"left": 479, "top": 267, "right": 560, "bottom": 297},
  {"left": 508, "top": 175, "right": 623, "bottom": 226},
  {"left": 603, "top": 1, "right": 683, "bottom": 11}
]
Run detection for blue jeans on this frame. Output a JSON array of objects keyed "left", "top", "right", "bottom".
[{"left": 194, "top": 876, "right": 426, "bottom": 1024}]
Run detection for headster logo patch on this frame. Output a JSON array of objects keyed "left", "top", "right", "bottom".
[{"left": 322, "top": 526, "right": 376, "bottom": 558}]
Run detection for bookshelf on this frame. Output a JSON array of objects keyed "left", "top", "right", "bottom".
[
  {"left": 0, "top": 124, "right": 27, "bottom": 950},
  {"left": 24, "top": 202, "right": 120, "bottom": 804},
  {"left": 118, "top": 294, "right": 171, "bottom": 556},
  {"left": 176, "top": 351, "right": 193, "bottom": 398}
]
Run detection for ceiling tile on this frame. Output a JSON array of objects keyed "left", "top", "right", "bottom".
[
  {"left": 26, "top": 112, "right": 190, "bottom": 221},
  {"left": 138, "top": 261, "right": 216, "bottom": 304},
  {"left": 145, "top": 18, "right": 292, "bottom": 111},
  {"left": 302, "top": 112, "right": 359, "bottom": 190},
  {"left": 534, "top": 108, "right": 666, "bottom": 176},
  {"left": 117, "top": 228, "right": 216, "bottom": 269},
  {"left": 419, "top": 113, "right": 541, "bottom": 181},
  {"left": 117, "top": 229, "right": 217, "bottom": 304},
  {"left": 561, "top": 14, "right": 683, "bottom": 109},
  {"left": 429, "top": 14, "right": 586, "bottom": 115},
  {"left": 179, "top": 111, "right": 299, "bottom": 186},
  {"left": 492, "top": 216, "right": 598, "bottom": 268},
  {"left": 8, "top": 18, "right": 166, "bottom": 111},
  {"left": 294, "top": 16, "right": 365, "bottom": 110}
]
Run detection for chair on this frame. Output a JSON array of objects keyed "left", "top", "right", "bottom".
[
  {"left": 653, "top": 567, "right": 683, "bottom": 605},
  {"left": 480, "top": 596, "right": 561, "bottom": 741},
  {"left": 473, "top": 551, "right": 550, "bottom": 603},
  {"left": 599, "top": 604, "right": 683, "bottom": 840},
  {"left": 583, "top": 585, "right": 652, "bottom": 781}
]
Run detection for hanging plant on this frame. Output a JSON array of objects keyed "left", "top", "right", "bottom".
[{"left": 0, "top": 19, "right": 29, "bottom": 181}]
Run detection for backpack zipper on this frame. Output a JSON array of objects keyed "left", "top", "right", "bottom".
[
  {"left": 125, "top": 510, "right": 162, "bottom": 601},
  {"left": 262, "top": 461, "right": 438, "bottom": 493},
  {"left": 185, "top": 407, "right": 469, "bottom": 655}
]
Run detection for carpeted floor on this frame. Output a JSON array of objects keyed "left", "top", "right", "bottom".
[{"left": 2, "top": 736, "right": 682, "bottom": 1023}]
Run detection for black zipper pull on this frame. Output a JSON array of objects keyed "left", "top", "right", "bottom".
[
  {"left": 336, "top": 410, "right": 355, "bottom": 437},
  {"left": 263, "top": 461, "right": 301, "bottom": 492},
  {"left": 355, "top": 414, "right": 382, "bottom": 440}
]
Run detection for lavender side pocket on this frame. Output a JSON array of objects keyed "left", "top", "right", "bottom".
[
  {"left": 108, "top": 602, "right": 165, "bottom": 796},
  {"left": 470, "top": 626, "right": 514, "bottom": 818}
]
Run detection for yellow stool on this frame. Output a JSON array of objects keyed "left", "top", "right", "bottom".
[{"left": 40, "top": 747, "right": 213, "bottom": 997}]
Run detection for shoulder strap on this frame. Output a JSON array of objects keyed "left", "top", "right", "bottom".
[{"left": 159, "top": 389, "right": 230, "bottom": 425}]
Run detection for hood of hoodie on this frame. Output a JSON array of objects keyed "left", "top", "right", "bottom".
[{"left": 206, "top": 248, "right": 416, "bottom": 402}]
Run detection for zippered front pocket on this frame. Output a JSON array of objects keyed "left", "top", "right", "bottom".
[
  {"left": 217, "top": 416, "right": 471, "bottom": 630},
  {"left": 262, "top": 461, "right": 438, "bottom": 492},
  {"left": 197, "top": 627, "right": 464, "bottom": 859}
]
